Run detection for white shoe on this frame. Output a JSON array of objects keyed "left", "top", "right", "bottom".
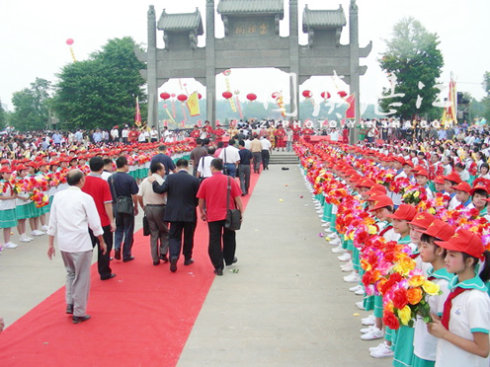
[
  {"left": 362, "top": 314, "right": 376, "bottom": 326},
  {"left": 338, "top": 253, "right": 351, "bottom": 262},
  {"left": 31, "top": 230, "right": 45, "bottom": 236},
  {"left": 329, "top": 238, "right": 341, "bottom": 246},
  {"left": 355, "top": 288, "right": 366, "bottom": 296},
  {"left": 341, "top": 263, "right": 354, "bottom": 272},
  {"left": 4, "top": 242, "right": 18, "bottom": 249},
  {"left": 349, "top": 284, "right": 362, "bottom": 292},
  {"left": 355, "top": 300, "right": 366, "bottom": 310},
  {"left": 360, "top": 324, "right": 377, "bottom": 334},
  {"left": 322, "top": 223, "right": 330, "bottom": 227},
  {"left": 344, "top": 272, "right": 361, "bottom": 283},
  {"left": 25, "top": 235, "right": 34, "bottom": 241},
  {"left": 20, "top": 234, "right": 31, "bottom": 242},
  {"left": 361, "top": 328, "right": 383, "bottom": 342},
  {"left": 369, "top": 342, "right": 385, "bottom": 352},
  {"left": 331, "top": 246, "right": 345, "bottom": 254},
  {"left": 41, "top": 225, "right": 49, "bottom": 231},
  {"left": 370, "top": 343, "right": 394, "bottom": 358}
]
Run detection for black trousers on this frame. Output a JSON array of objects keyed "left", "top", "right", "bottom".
[
  {"left": 168, "top": 221, "right": 196, "bottom": 261},
  {"left": 207, "top": 220, "right": 236, "bottom": 271},
  {"left": 89, "top": 225, "right": 113, "bottom": 279},
  {"left": 239, "top": 164, "right": 251, "bottom": 195},
  {"left": 261, "top": 150, "right": 270, "bottom": 170}
]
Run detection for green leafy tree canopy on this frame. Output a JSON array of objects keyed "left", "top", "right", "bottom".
[
  {"left": 379, "top": 17, "right": 444, "bottom": 120},
  {"left": 10, "top": 78, "right": 51, "bottom": 131},
  {"left": 54, "top": 37, "right": 146, "bottom": 130}
]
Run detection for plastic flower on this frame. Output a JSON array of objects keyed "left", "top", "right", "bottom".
[
  {"left": 422, "top": 280, "right": 441, "bottom": 296},
  {"left": 392, "top": 288, "right": 409, "bottom": 309},
  {"left": 398, "top": 305, "right": 412, "bottom": 326},
  {"left": 407, "top": 287, "right": 423, "bottom": 305},
  {"left": 408, "top": 275, "right": 425, "bottom": 288},
  {"left": 393, "top": 255, "right": 416, "bottom": 276},
  {"left": 383, "top": 310, "right": 400, "bottom": 330}
]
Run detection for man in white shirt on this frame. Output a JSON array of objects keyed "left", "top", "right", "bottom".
[
  {"left": 110, "top": 127, "right": 120, "bottom": 142},
  {"left": 260, "top": 136, "right": 272, "bottom": 170},
  {"left": 219, "top": 139, "right": 240, "bottom": 177},
  {"left": 47, "top": 169, "right": 106, "bottom": 324},
  {"left": 197, "top": 146, "right": 216, "bottom": 180}
]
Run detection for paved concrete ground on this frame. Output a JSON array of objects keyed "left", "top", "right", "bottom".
[
  {"left": 0, "top": 161, "right": 391, "bottom": 366},
  {"left": 177, "top": 164, "right": 391, "bottom": 367}
]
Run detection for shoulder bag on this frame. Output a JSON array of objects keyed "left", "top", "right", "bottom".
[
  {"left": 108, "top": 175, "right": 134, "bottom": 215},
  {"left": 224, "top": 176, "right": 242, "bottom": 231}
]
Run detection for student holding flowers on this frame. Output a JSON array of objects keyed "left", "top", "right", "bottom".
[{"left": 428, "top": 230, "right": 490, "bottom": 367}]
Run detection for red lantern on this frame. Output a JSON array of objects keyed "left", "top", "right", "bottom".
[
  {"left": 66, "top": 38, "right": 74, "bottom": 46},
  {"left": 246, "top": 93, "right": 257, "bottom": 101},
  {"left": 177, "top": 94, "right": 187, "bottom": 102},
  {"left": 271, "top": 92, "right": 279, "bottom": 99},
  {"left": 222, "top": 91, "right": 233, "bottom": 99},
  {"left": 198, "top": 93, "right": 202, "bottom": 100},
  {"left": 302, "top": 90, "right": 312, "bottom": 98},
  {"left": 321, "top": 91, "right": 331, "bottom": 99},
  {"left": 338, "top": 91, "right": 347, "bottom": 98},
  {"left": 160, "top": 92, "right": 170, "bottom": 100}
]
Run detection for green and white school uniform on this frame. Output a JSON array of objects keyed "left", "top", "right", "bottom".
[
  {"left": 15, "top": 190, "right": 35, "bottom": 220},
  {"left": 0, "top": 182, "right": 17, "bottom": 229},
  {"left": 435, "top": 276, "right": 490, "bottom": 367},
  {"left": 412, "top": 268, "right": 453, "bottom": 367}
]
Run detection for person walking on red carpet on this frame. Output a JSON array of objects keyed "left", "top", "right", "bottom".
[
  {"left": 150, "top": 159, "right": 200, "bottom": 273},
  {"left": 82, "top": 156, "right": 116, "bottom": 281},
  {"left": 47, "top": 169, "right": 106, "bottom": 324},
  {"left": 197, "top": 158, "right": 243, "bottom": 275}
]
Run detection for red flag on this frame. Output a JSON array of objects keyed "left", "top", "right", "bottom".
[
  {"left": 345, "top": 94, "right": 355, "bottom": 119},
  {"left": 135, "top": 96, "right": 141, "bottom": 127}
]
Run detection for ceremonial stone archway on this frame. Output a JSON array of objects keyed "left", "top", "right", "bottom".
[{"left": 137, "top": 0, "right": 371, "bottom": 141}]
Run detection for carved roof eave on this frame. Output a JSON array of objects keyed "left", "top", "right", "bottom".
[{"left": 157, "top": 8, "right": 204, "bottom": 36}]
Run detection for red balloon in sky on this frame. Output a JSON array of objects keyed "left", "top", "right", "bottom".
[
  {"left": 246, "top": 93, "right": 257, "bottom": 101},
  {"left": 302, "top": 90, "right": 312, "bottom": 98},
  {"left": 222, "top": 91, "right": 233, "bottom": 99},
  {"left": 160, "top": 92, "right": 170, "bottom": 100},
  {"left": 177, "top": 94, "right": 187, "bottom": 102},
  {"left": 66, "top": 38, "right": 74, "bottom": 46}
]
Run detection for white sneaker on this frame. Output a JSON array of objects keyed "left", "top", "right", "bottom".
[
  {"left": 331, "top": 246, "right": 345, "bottom": 254},
  {"left": 329, "top": 238, "right": 341, "bottom": 246},
  {"left": 327, "top": 233, "right": 337, "bottom": 239},
  {"left": 362, "top": 328, "right": 384, "bottom": 341},
  {"left": 41, "top": 225, "right": 49, "bottom": 231},
  {"left": 20, "top": 234, "right": 31, "bottom": 243},
  {"left": 324, "top": 226, "right": 333, "bottom": 232},
  {"left": 31, "top": 230, "right": 45, "bottom": 236},
  {"left": 4, "top": 242, "right": 18, "bottom": 249},
  {"left": 344, "top": 272, "right": 361, "bottom": 283},
  {"left": 341, "top": 263, "right": 354, "bottom": 272},
  {"left": 370, "top": 343, "right": 394, "bottom": 358},
  {"left": 355, "top": 288, "right": 366, "bottom": 296},
  {"left": 349, "top": 284, "right": 362, "bottom": 292},
  {"left": 362, "top": 314, "right": 376, "bottom": 326},
  {"left": 322, "top": 223, "right": 330, "bottom": 227},
  {"left": 355, "top": 300, "right": 366, "bottom": 310},
  {"left": 338, "top": 253, "right": 351, "bottom": 262},
  {"left": 369, "top": 342, "right": 385, "bottom": 352},
  {"left": 360, "top": 324, "right": 377, "bottom": 334}
]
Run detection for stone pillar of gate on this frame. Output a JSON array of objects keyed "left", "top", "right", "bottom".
[
  {"left": 206, "top": 0, "right": 216, "bottom": 128},
  {"left": 289, "top": 0, "right": 299, "bottom": 122},
  {"left": 349, "top": 0, "right": 360, "bottom": 144},
  {"left": 147, "top": 5, "right": 158, "bottom": 130}
]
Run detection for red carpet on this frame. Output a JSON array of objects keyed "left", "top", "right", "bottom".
[{"left": 0, "top": 173, "right": 260, "bottom": 367}]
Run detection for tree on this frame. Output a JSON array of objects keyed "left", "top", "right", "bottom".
[
  {"left": 379, "top": 18, "right": 444, "bottom": 120},
  {"left": 10, "top": 78, "right": 51, "bottom": 131},
  {"left": 482, "top": 71, "right": 490, "bottom": 121},
  {"left": 0, "top": 100, "right": 6, "bottom": 129},
  {"left": 54, "top": 37, "right": 146, "bottom": 130}
]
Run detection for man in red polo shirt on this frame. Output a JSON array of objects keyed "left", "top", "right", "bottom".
[
  {"left": 82, "top": 156, "right": 116, "bottom": 280},
  {"left": 197, "top": 158, "right": 243, "bottom": 275}
]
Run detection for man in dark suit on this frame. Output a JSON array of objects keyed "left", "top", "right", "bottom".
[{"left": 150, "top": 159, "right": 200, "bottom": 273}]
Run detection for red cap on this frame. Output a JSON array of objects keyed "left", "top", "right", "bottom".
[
  {"left": 433, "top": 176, "right": 445, "bottom": 185},
  {"left": 470, "top": 184, "right": 488, "bottom": 196},
  {"left": 435, "top": 229, "right": 484, "bottom": 259},
  {"left": 409, "top": 212, "right": 435, "bottom": 230},
  {"left": 415, "top": 169, "right": 429, "bottom": 178},
  {"left": 454, "top": 182, "right": 472, "bottom": 194},
  {"left": 394, "top": 156, "right": 405, "bottom": 164},
  {"left": 421, "top": 219, "right": 455, "bottom": 241},
  {"left": 403, "top": 160, "right": 414, "bottom": 168},
  {"left": 356, "top": 178, "right": 375, "bottom": 188},
  {"left": 15, "top": 164, "right": 27, "bottom": 171},
  {"left": 444, "top": 172, "right": 462, "bottom": 184},
  {"left": 366, "top": 184, "right": 387, "bottom": 197},
  {"left": 0, "top": 166, "right": 12, "bottom": 174},
  {"left": 387, "top": 204, "right": 417, "bottom": 221},
  {"left": 369, "top": 195, "right": 394, "bottom": 211}
]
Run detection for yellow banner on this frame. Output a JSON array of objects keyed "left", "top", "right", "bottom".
[{"left": 186, "top": 92, "right": 200, "bottom": 117}]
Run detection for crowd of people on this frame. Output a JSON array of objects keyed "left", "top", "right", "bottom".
[{"left": 298, "top": 130, "right": 490, "bottom": 366}]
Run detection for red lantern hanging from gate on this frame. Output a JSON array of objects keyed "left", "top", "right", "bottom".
[
  {"left": 160, "top": 92, "right": 170, "bottom": 100},
  {"left": 222, "top": 91, "right": 233, "bottom": 99},
  {"left": 338, "top": 91, "right": 347, "bottom": 98},
  {"left": 302, "top": 90, "right": 312, "bottom": 98},
  {"left": 177, "top": 94, "right": 187, "bottom": 102},
  {"left": 320, "top": 91, "right": 331, "bottom": 99},
  {"left": 246, "top": 93, "right": 257, "bottom": 101}
]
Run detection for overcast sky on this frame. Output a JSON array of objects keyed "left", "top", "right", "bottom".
[{"left": 1, "top": 0, "right": 488, "bottom": 112}]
